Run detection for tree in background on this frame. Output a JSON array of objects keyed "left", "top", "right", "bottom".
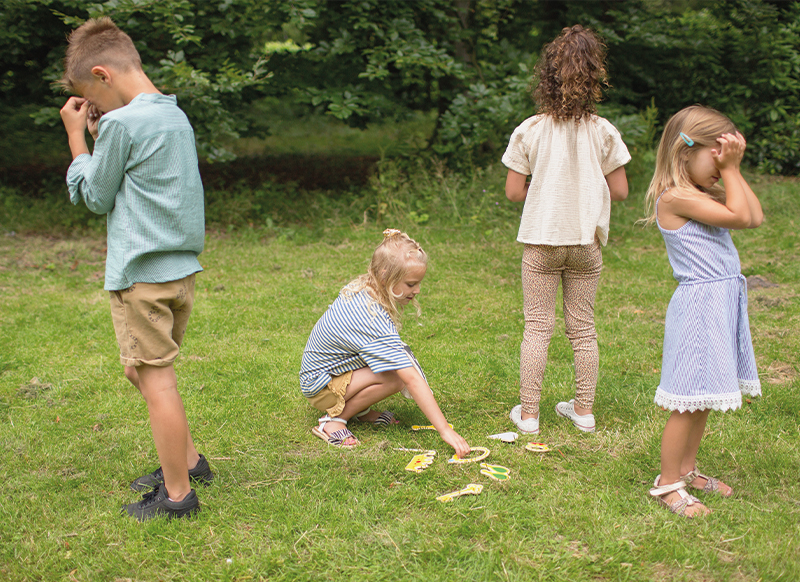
[
  {"left": 587, "top": 0, "right": 800, "bottom": 174},
  {"left": 1, "top": 0, "right": 285, "bottom": 162},
  {"left": 2, "top": 0, "right": 799, "bottom": 174}
]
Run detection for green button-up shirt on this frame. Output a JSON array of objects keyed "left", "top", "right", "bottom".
[{"left": 67, "top": 93, "right": 204, "bottom": 291}]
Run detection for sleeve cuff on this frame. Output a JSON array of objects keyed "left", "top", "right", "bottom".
[
  {"left": 66, "top": 153, "right": 92, "bottom": 205},
  {"left": 501, "top": 152, "right": 531, "bottom": 175}
]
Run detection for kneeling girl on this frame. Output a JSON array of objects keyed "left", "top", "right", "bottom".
[{"left": 299, "top": 229, "right": 470, "bottom": 458}]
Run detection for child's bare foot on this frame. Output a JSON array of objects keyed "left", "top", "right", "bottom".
[
  {"left": 682, "top": 468, "right": 733, "bottom": 497},
  {"left": 650, "top": 476, "right": 711, "bottom": 518}
]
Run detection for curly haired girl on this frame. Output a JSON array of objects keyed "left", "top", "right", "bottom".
[{"left": 502, "top": 25, "right": 631, "bottom": 434}]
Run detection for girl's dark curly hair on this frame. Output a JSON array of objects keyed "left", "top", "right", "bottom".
[{"left": 532, "top": 25, "right": 609, "bottom": 122}]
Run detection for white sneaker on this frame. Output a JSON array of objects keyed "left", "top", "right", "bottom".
[
  {"left": 509, "top": 404, "right": 539, "bottom": 434},
  {"left": 555, "top": 399, "right": 595, "bottom": 433}
]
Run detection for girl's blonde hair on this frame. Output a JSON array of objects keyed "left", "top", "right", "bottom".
[
  {"left": 343, "top": 229, "right": 427, "bottom": 326},
  {"left": 533, "top": 24, "right": 608, "bottom": 122},
  {"left": 643, "top": 104, "right": 738, "bottom": 225}
]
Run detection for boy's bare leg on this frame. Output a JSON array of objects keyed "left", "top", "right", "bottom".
[
  {"left": 125, "top": 365, "right": 200, "bottom": 469},
  {"left": 135, "top": 364, "right": 192, "bottom": 501}
]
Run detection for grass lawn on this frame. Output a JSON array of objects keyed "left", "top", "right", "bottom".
[{"left": 0, "top": 169, "right": 798, "bottom": 581}]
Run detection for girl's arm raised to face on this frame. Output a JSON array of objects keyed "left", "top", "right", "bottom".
[
  {"left": 666, "top": 133, "right": 761, "bottom": 230},
  {"left": 505, "top": 169, "right": 529, "bottom": 202},
  {"left": 396, "top": 366, "right": 470, "bottom": 458},
  {"left": 738, "top": 172, "right": 764, "bottom": 228}
]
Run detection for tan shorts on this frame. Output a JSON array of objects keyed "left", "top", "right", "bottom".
[
  {"left": 307, "top": 370, "right": 353, "bottom": 417},
  {"left": 109, "top": 274, "right": 196, "bottom": 367}
]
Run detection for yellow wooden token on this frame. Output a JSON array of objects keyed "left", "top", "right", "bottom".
[
  {"left": 525, "top": 442, "right": 550, "bottom": 452},
  {"left": 404, "top": 451, "right": 436, "bottom": 473},
  {"left": 448, "top": 446, "right": 490, "bottom": 464},
  {"left": 436, "top": 483, "right": 483, "bottom": 502},
  {"left": 480, "top": 463, "right": 511, "bottom": 481}
]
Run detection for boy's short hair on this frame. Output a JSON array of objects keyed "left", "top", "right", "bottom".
[{"left": 59, "top": 17, "right": 142, "bottom": 94}]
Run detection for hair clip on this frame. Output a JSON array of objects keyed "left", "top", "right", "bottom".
[
  {"left": 679, "top": 132, "right": 694, "bottom": 147},
  {"left": 383, "top": 228, "right": 402, "bottom": 239}
]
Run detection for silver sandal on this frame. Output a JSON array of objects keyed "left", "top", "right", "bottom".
[
  {"left": 681, "top": 467, "right": 732, "bottom": 497},
  {"left": 649, "top": 475, "right": 706, "bottom": 517}
]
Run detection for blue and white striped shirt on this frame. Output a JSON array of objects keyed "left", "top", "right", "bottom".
[
  {"left": 67, "top": 93, "right": 204, "bottom": 291},
  {"left": 300, "top": 289, "right": 413, "bottom": 397}
]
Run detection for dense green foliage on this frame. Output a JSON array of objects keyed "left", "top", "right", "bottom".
[
  {"left": 594, "top": 0, "right": 800, "bottom": 175},
  {"left": 1, "top": 0, "right": 799, "bottom": 172}
]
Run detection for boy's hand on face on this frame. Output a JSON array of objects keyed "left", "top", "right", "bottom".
[
  {"left": 87, "top": 103, "right": 102, "bottom": 139},
  {"left": 61, "top": 97, "right": 92, "bottom": 159},
  {"left": 60, "top": 97, "right": 89, "bottom": 135}
]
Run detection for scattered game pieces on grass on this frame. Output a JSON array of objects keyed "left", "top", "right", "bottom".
[
  {"left": 479, "top": 463, "right": 511, "bottom": 481},
  {"left": 525, "top": 442, "right": 550, "bottom": 452},
  {"left": 404, "top": 451, "right": 436, "bottom": 473},
  {"left": 487, "top": 431, "right": 518, "bottom": 443},
  {"left": 436, "top": 483, "right": 484, "bottom": 502},
  {"left": 448, "top": 446, "right": 490, "bottom": 464}
]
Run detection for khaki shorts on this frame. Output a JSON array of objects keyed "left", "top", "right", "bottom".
[
  {"left": 109, "top": 274, "right": 196, "bottom": 367},
  {"left": 307, "top": 370, "right": 353, "bottom": 417}
]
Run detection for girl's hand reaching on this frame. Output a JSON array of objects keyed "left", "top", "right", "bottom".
[
  {"left": 441, "top": 427, "right": 470, "bottom": 459},
  {"left": 712, "top": 131, "right": 745, "bottom": 171}
]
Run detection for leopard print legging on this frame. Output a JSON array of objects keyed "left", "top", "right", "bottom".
[{"left": 519, "top": 241, "right": 602, "bottom": 416}]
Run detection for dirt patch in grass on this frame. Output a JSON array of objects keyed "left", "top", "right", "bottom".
[
  {"left": 765, "top": 361, "right": 798, "bottom": 385},
  {"left": 746, "top": 275, "right": 779, "bottom": 289},
  {"left": 649, "top": 563, "right": 716, "bottom": 581},
  {"left": 17, "top": 377, "right": 54, "bottom": 399}
]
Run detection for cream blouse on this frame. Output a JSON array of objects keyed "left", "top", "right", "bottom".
[{"left": 502, "top": 114, "right": 630, "bottom": 246}]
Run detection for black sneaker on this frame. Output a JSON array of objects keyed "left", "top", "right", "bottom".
[
  {"left": 130, "top": 454, "right": 214, "bottom": 491},
  {"left": 122, "top": 485, "right": 200, "bottom": 521}
]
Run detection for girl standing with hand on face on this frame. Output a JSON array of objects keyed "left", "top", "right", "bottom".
[{"left": 644, "top": 105, "right": 762, "bottom": 517}]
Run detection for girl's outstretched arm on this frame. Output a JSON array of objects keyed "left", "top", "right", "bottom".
[
  {"left": 397, "top": 366, "right": 470, "bottom": 458},
  {"left": 505, "top": 169, "right": 529, "bottom": 202}
]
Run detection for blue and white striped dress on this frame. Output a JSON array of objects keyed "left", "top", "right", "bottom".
[
  {"left": 655, "top": 199, "right": 761, "bottom": 412},
  {"left": 300, "top": 288, "right": 413, "bottom": 398}
]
